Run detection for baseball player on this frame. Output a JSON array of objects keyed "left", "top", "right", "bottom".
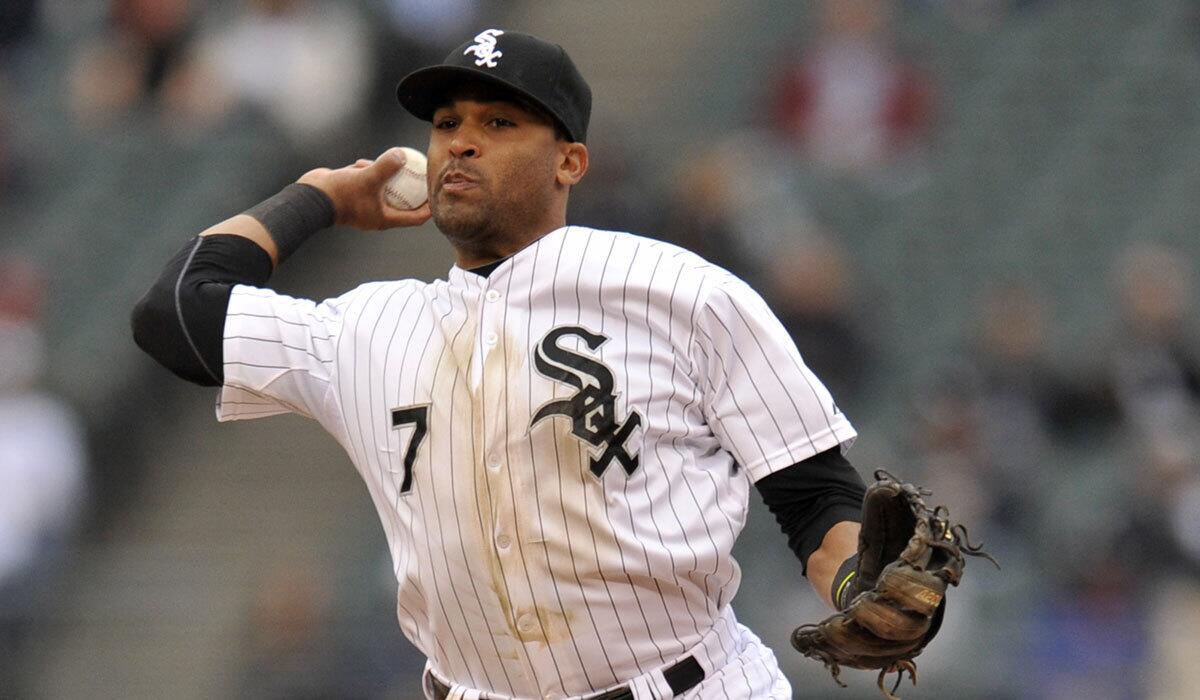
[{"left": 132, "top": 30, "right": 875, "bottom": 699}]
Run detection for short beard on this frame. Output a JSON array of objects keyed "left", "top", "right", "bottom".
[
  {"left": 431, "top": 196, "right": 501, "bottom": 250},
  {"left": 431, "top": 186, "right": 552, "bottom": 261}
]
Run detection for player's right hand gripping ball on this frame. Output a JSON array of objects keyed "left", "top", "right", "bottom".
[
  {"left": 791, "top": 471, "right": 997, "bottom": 700},
  {"left": 382, "top": 146, "right": 428, "bottom": 210}
]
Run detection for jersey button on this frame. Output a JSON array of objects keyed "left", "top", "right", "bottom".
[
  {"left": 516, "top": 613, "right": 536, "bottom": 634},
  {"left": 496, "top": 534, "right": 511, "bottom": 549},
  {"left": 484, "top": 332, "right": 498, "bottom": 346},
  {"left": 485, "top": 289, "right": 501, "bottom": 302},
  {"left": 487, "top": 454, "right": 501, "bottom": 470}
]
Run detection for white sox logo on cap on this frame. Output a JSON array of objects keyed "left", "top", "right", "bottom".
[
  {"left": 463, "top": 28, "right": 504, "bottom": 68},
  {"left": 397, "top": 29, "right": 593, "bottom": 142}
]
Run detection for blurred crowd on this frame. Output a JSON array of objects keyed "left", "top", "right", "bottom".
[
  {"left": 2, "top": 0, "right": 1199, "bottom": 698},
  {"left": 0, "top": 258, "right": 87, "bottom": 691}
]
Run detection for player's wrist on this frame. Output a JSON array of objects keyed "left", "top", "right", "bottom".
[
  {"left": 243, "top": 183, "right": 336, "bottom": 263},
  {"left": 831, "top": 554, "right": 858, "bottom": 610}
]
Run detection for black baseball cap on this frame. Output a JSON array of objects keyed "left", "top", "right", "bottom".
[{"left": 396, "top": 29, "right": 592, "bottom": 144}]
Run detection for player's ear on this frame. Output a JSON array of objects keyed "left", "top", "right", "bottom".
[{"left": 556, "top": 142, "right": 588, "bottom": 187}]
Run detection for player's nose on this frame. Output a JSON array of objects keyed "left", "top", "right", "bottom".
[{"left": 449, "top": 134, "right": 478, "bottom": 159}]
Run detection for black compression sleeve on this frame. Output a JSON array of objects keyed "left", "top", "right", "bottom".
[
  {"left": 243, "top": 183, "right": 335, "bottom": 262},
  {"left": 755, "top": 447, "right": 867, "bottom": 575},
  {"left": 131, "top": 235, "right": 273, "bottom": 386}
]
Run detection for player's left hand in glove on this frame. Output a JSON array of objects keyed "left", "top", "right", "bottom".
[{"left": 791, "top": 471, "right": 997, "bottom": 699}]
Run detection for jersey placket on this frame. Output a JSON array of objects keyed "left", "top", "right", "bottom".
[{"left": 474, "top": 270, "right": 554, "bottom": 694}]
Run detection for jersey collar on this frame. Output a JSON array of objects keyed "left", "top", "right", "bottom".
[{"left": 446, "top": 225, "right": 570, "bottom": 287}]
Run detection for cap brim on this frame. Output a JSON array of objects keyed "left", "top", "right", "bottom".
[{"left": 396, "top": 65, "right": 576, "bottom": 141}]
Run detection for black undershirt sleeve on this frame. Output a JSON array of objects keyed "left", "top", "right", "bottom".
[
  {"left": 755, "top": 446, "right": 867, "bottom": 575},
  {"left": 131, "top": 235, "right": 273, "bottom": 386},
  {"left": 132, "top": 184, "right": 334, "bottom": 387}
]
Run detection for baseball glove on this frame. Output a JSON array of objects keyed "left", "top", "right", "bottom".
[{"left": 791, "top": 470, "right": 996, "bottom": 699}]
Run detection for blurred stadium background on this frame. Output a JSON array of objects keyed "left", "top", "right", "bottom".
[{"left": 2, "top": 0, "right": 1199, "bottom": 697}]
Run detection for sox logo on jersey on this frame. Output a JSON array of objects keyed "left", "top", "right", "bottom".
[
  {"left": 531, "top": 326, "right": 642, "bottom": 478},
  {"left": 214, "top": 225, "right": 855, "bottom": 699}
]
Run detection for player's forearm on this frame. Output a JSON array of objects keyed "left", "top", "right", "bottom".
[
  {"left": 198, "top": 183, "right": 338, "bottom": 267},
  {"left": 806, "top": 520, "right": 861, "bottom": 609},
  {"left": 756, "top": 447, "right": 865, "bottom": 562}
]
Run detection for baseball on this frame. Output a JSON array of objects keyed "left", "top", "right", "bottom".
[{"left": 382, "top": 146, "right": 428, "bottom": 210}]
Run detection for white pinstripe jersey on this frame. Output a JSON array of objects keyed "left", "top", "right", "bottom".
[{"left": 216, "top": 225, "right": 856, "bottom": 699}]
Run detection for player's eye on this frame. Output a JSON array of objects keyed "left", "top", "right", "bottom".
[
  {"left": 434, "top": 117, "right": 458, "bottom": 130},
  {"left": 488, "top": 117, "right": 516, "bottom": 128}
]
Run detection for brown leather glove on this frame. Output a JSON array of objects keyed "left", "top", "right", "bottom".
[{"left": 791, "top": 471, "right": 997, "bottom": 699}]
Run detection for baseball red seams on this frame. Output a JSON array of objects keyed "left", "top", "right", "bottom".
[{"left": 384, "top": 163, "right": 426, "bottom": 209}]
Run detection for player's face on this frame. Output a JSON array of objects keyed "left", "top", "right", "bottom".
[{"left": 426, "top": 95, "right": 564, "bottom": 256}]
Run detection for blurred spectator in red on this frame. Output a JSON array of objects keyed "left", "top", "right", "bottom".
[
  {"left": 1108, "top": 241, "right": 1200, "bottom": 444},
  {"left": 189, "top": 0, "right": 373, "bottom": 153},
  {"left": 768, "top": 0, "right": 934, "bottom": 176},
  {"left": 0, "top": 258, "right": 87, "bottom": 696},
  {"left": 66, "top": 0, "right": 197, "bottom": 126}
]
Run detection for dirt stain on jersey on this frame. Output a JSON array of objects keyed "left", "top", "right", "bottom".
[
  {"left": 483, "top": 551, "right": 516, "bottom": 637},
  {"left": 476, "top": 494, "right": 517, "bottom": 640},
  {"left": 466, "top": 352, "right": 517, "bottom": 639},
  {"left": 523, "top": 606, "right": 574, "bottom": 645},
  {"left": 482, "top": 544, "right": 576, "bottom": 646},
  {"left": 505, "top": 331, "right": 528, "bottom": 385},
  {"left": 441, "top": 302, "right": 476, "bottom": 378}
]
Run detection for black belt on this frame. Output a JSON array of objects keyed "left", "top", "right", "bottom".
[{"left": 428, "top": 655, "right": 704, "bottom": 700}]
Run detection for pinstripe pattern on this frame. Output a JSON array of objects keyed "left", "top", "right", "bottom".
[{"left": 216, "top": 226, "right": 854, "bottom": 699}]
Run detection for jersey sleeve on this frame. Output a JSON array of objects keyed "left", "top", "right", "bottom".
[
  {"left": 215, "top": 284, "right": 350, "bottom": 424},
  {"left": 692, "top": 276, "right": 857, "bottom": 482}
]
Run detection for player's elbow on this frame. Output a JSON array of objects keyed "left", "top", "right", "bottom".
[
  {"left": 130, "top": 284, "right": 163, "bottom": 351},
  {"left": 131, "top": 295, "right": 151, "bottom": 352},
  {"left": 130, "top": 286, "right": 223, "bottom": 387}
]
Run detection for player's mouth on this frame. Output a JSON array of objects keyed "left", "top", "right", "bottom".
[{"left": 439, "top": 170, "right": 479, "bottom": 194}]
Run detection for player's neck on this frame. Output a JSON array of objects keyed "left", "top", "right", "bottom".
[{"left": 452, "top": 218, "right": 566, "bottom": 269}]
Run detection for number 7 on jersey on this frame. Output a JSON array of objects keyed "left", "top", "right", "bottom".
[{"left": 390, "top": 405, "right": 429, "bottom": 494}]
